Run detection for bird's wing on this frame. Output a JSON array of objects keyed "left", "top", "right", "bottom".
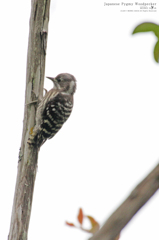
[
  {"left": 35, "top": 89, "right": 59, "bottom": 129},
  {"left": 38, "top": 89, "right": 59, "bottom": 116}
]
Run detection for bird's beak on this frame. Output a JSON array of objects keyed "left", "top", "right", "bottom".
[{"left": 46, "top": 76, "right": 55, "bottom": 82}]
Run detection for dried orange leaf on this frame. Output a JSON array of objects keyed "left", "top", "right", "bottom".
[
  {"left": 77, "top": 208, "right": 84, "bottom": 225},
  {"left": 80, "top": 227, "right": 92, "bottom": 233},
  {"left": 65, "top": 221, "right": 75, "bottom": 227},
  {"left": 86, "top": 215, "right": 100, "bottom": 234}
]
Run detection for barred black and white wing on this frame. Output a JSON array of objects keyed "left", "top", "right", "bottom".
[{"left": 36, "top": 92, "right": 73, "bottom": 147}]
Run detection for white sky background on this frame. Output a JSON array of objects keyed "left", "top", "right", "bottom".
[{"left": 0, "top": 0, "right": 159, "bottom": 240}]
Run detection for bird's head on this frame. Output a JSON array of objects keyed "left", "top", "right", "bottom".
[{"left": 46, "top": 73, "right": 76, "bottom": 95}]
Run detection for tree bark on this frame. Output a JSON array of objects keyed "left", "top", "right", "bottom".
[
  {"left": 8, "top": 1, "right": 51, "bottom": 239},
  {"left": 89, "top": 164, "right": 159, "bottom": 240}
]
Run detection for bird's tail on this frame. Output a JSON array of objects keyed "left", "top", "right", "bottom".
[
  {"left": 27, "top": 128, "right": 47, "bottom": 149},
  {"left": 27, "top": 130, "right": 38, "bottom": 146}
]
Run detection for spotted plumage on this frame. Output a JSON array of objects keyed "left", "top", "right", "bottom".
[{"left": 27, "top": 73, "right": 76, "bottom": 149}]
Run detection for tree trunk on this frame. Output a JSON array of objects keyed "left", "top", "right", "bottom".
[{"left": 8, "top": 1, "right": 51, "bottom": 239}]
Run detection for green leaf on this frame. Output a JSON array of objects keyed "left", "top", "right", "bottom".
[
  {"left": 154, "top": 40, "right": 159, "bottom": 63},
  {"left": 132, "top": 22, "right": 159, "bottom": 38}
]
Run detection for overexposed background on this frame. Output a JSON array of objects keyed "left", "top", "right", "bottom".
[{"left": 1, "top": 0, "right": 158, "bottom": 240}]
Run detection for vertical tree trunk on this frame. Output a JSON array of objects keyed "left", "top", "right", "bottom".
[{"left": 8, "top": 1, "right": 51, "bottom": 239}]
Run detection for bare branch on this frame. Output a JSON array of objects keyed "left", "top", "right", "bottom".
[
  {"left": 8, "top": 1, "right": 51, "bottom": 240},
  {"left": 90, "top": 164, "right": 159, "bottom": 240}
]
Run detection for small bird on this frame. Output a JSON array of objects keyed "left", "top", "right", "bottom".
[{"left": 27, "top": 73, "right": 76, "bottom": 149}]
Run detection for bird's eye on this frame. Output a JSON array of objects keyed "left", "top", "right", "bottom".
[{"left": 57, "top": 78, "right": 62, "bottom": 82}]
